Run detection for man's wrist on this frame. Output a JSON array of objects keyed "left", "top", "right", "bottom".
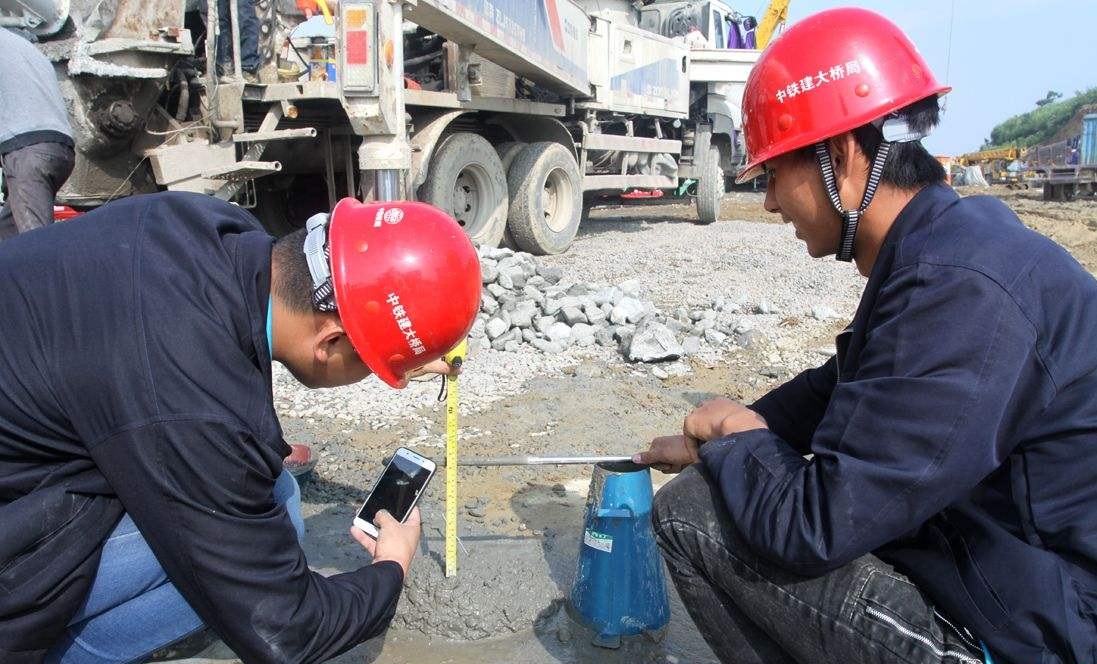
[
  {"left": 718, "top": 411, "right": 768, "bottom": 437},
  {"left": 373, "top": 556, "right": 410, "bottom": 578}
]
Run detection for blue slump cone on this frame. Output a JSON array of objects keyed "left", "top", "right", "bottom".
[{"left": 567, "top": 461, "right": 670, "bottom": 648}]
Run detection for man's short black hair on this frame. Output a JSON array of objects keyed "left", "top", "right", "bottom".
[
  {"left": 797, "top": 95, "right": 946, "bottom": 190},
  {"left": 271, "top": 228, "right": 316, "bottom": 314}
]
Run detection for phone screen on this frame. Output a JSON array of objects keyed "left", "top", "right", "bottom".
[{"left": 356, "top": 453, "right": 432, "bottom": 525}]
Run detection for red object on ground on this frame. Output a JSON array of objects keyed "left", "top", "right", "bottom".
[
  {"left": 53, "top": 205, "right": 82, "bottom": 221},
  {"left": 735, "top": 7, "right": 950, "bottom": 183},
  {"left": 620, "top": 189, "right": 664, "bottom": 200},
  {"left": 284, "top": 443, "right": 317, "bottom": 480}
]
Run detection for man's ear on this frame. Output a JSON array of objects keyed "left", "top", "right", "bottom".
[
  {"left": 827, "top": 132, "right": 862, "bottom": 181},
  {"left": 827, "top": 132, "right": 868, "bottom": 207},
  {"left": 312, "top": 315, "right": 347, "bottom": 364}
]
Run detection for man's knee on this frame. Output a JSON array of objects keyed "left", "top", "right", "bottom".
[
  {"left": 651, "top": 464, "right": 711, "bottom": 541},
  {"left": 274, "top": 469, "right": 306, "bottom": 542},
  {"left": 4, "top": 143, "right": 72, "bottom": 233}
]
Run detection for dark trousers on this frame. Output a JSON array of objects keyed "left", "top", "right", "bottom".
[
  {"left": 0, "top": 141, "right": 75, "bottom": 240},
  {"left": 652, "top": 465, "right": 986, "bottom": 664}
]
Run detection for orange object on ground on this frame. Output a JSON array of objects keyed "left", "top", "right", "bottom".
[
  {"left": 53, "top": 205, "right": 81, "bottom": 221},
  {"left": 283, "top": 443, "right": 317, "bottom": 480}
]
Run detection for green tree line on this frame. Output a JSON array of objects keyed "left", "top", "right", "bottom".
[{"left": 983, "top": 88, "right": 1097, "bottom": 149}]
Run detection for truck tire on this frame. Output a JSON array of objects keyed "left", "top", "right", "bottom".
[
  {"left": 506, "top": 142, "right": 582, "bottom": 255},
  {"left": 496, "top": 141, "right": 527, "bottom": 249},
  {"left": 421, "top": 132, "right": 508, "bottom": 247},
  {"left": 496, "top": 141, "right": 526, "bottom": 174},
  {"left": 695, "top": 145, "right": 724, "bottom": 225}
]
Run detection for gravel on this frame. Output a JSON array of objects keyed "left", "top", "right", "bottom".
[
  {"left": 540, "top": 203, "right": 862, "bottom": 316},
  {"left": 272, "top": 346, "right": 582, "bottom": 429},
  {"left": 272, "top": 197, "right": 863, "bottom": 433}
]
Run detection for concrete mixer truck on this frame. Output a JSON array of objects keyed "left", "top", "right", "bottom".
[{"left": 1, "top": 0, "right": 759, "bottom": 253}]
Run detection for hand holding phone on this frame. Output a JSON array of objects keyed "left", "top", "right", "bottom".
[
  {"left": 351, "top": 448, "right": 435, "bottom": 575},
  {"left": 350, "top": 507, "right": 422, "bottom": 577}
]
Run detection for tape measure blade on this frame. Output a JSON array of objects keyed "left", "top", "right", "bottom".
[{"left": 444, "top": 375, "right": 459, "bottom": 577}]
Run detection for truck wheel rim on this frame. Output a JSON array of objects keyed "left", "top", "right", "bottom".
[
  {"left": 543, "top": 167, "right": 574, "bottom": 233},
  {"left": 452, "top": 165, "right": 491, "bottom": 234}
]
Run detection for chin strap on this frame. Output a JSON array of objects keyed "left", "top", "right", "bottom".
[
  {"left": 303, "top": 212, "right": 338, "bottom": 312},
  {"left": 814, "top": 140, "right": 891, "bottom": 262}
]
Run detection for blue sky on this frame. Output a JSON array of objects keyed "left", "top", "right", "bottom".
[{"left": 762, "top": 0, "right": 1097, "bottom": 155}]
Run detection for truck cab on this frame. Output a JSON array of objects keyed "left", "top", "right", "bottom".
[{"left": 638, "top": 0, "right": 755, "bottom": 49}]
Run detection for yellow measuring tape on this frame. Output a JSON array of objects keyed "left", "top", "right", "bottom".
[{"left": 443, "top": 340, "right": 467, "bottom": 577}]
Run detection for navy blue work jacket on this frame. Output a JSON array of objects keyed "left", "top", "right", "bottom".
[
  {"left": 0, "top": 193, "right": 402, "bottom": 663},
  {"left": 702, "top": 184, "right": 1097, "bottom": 663}
]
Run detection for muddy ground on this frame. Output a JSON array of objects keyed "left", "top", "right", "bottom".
[{"left": 182, "top": 185, "right": 1094, "bottom": 664}]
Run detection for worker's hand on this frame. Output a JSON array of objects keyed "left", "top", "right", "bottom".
[
  {"left": 683, "top": 397, "right": 768, "bottom": 442},
  {"left": 350, "top": 507, "right": 422, "bottom": 577},
  {"left": 632, "top": 435, "right": 701, "bottom": 474},
  {"left": 407, "top": 358, "right": 462, "bottom": 379}
]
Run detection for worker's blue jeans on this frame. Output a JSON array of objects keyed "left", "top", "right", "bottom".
[
  {"left": 198, "top": 0, "right": 263, "bottom": 73},
  {"left": 652, "top": 464, "right": 987, "bottom": 664},
  {"left": 45, "top": 470, "right": 304, "bottom": 664}
]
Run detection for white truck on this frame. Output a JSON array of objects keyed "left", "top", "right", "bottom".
[{"left": 3, "top": 0, "right": 760, "bottom": 253}]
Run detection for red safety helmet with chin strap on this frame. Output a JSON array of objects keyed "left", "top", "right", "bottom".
[
  {"left": 736, "top": 7, "right": 950, "bottom": 261},
  {"left": 304, "top": 199, "right": 481, "bottom": 389}
]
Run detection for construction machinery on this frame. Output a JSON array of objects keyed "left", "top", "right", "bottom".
[
  {"left": 958, "top": 146, "right": 1029, "bottom": 188},
  {"left": 755, "top": 0, "right": 788, "bottom": 48},
  {"left": 3, "top": 0, "right": 766, "bottom": 253},
  {"left": 1026, "top": 128, "right": 1097, "bottom": 201}
]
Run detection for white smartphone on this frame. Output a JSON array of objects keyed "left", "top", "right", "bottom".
[{"left": 352, "top": 447, "right": 436, "bottom": 539}]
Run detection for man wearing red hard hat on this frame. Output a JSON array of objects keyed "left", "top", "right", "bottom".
[
  {"left": 636, "top": 8, "right": 1097, "bottom": 664},
  {"left": 0, "top": 192, "right": 480, "bottom": 661}
]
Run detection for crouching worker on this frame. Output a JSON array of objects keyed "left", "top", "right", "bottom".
[
  {"left": 635, "top": 9, "right": 1097, "bottom": 664},
  {"left": 0, "top": 192, "right": 481, "bottom": 662}
]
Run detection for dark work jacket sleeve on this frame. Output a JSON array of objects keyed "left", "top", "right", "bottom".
[
  {"left": 749, "top": 356, "right": 838, "bottom": 455},
  {"left": 89, "top": 419, "right": 403, "bottom": 663},
  {"left": 701, "top": 263, "right": 1035, "bottom": 575}
]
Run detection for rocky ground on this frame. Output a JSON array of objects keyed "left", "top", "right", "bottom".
[{"left": 182, "top": 185, "right": 1095, "bottom": 664}]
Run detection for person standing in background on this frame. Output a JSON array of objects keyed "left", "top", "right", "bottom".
[{"left": 0, "top": 28, "right": 76, "bottom": 240}]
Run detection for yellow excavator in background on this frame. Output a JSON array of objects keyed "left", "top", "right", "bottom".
[
  {"left": 959, "top": 147, "right": 1022, "bottom": 165},
  {"left": 958, "top": 147, "right": 1028, "bottom": 188},
  {"left": 756, "top": 0, "right": 790, "bottom": 49}
]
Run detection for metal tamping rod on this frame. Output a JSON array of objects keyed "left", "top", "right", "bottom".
[{"left": 455, "top": 455, "right": 635, "bottom": 467}]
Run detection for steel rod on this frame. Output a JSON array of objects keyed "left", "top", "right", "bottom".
[{"left": 455, "top": 455, "right": 635, "bottom": 467}]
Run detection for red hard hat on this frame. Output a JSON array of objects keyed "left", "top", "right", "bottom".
[
  {"left": 326, "top": 199, "right": 480, "bottom": 389},
  {"left": 736, "top": 7, "right": 950, "bottom": 183}
]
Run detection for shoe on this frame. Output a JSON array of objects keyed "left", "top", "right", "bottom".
[
  {"left": 216, "top": 63, "right": 259, "bottom": 84},
  {"left": 147, "top": 627, "right": 218, "bottom": 661},
  {"left": 257, "top": 64, "right": 280, "bottom": 84},
  {"left": 284, "top": 443, "right": 317, "bottom": 483}
]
